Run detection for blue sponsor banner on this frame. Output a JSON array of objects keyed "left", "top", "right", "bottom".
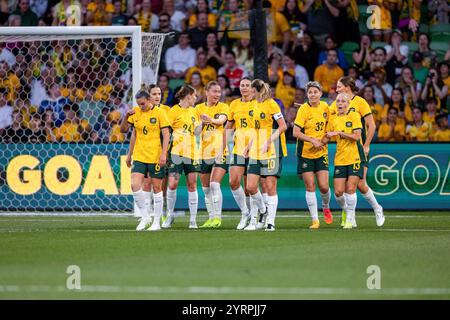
[{"left": 0, "top": 143, "right": 449, "bottom": 211}]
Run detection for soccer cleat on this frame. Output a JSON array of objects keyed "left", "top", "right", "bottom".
[
  {"left": 323, "top": 208, "right": 333, "bottom": 224},
  {"left": 340, "top": 210, "right": 346, "bottom": 227},
  {"left": 161, "top": 215, "right": 174, "bottom": 228},
  {"left": 243, "top": 222, "right": 257, "bottom": 231},
  {"left": 189, "top": 221, "right": 198, "bottom": 229},
  {"left": 352, "top": 218, "right": 357, "bottom": 228},
  {"left": 237, "top": 214, "right": 251, "bottom": 230},
  {"left": 309, "top": 220, "right": 320, "bottom": 229},
  {"left": 256, "top": 212, "right": 267, "bottom": 230},
  {"left": 199, "top": 219, "right": 213, "bottom": 228},
  {"left": 147, "top": 223, "right": 161, "bottom": 231},
  {"left": 375, "top": 206, "right": 385, "bottom": 227},
  {"left": 265, "top": 224, "right": 275, "bottom": 231},
  {"left": 343, "top": 221, "right": 353, "bottom": 229},
  {"left": 136, "top": 218, "right": 151, "bottom": 231},
  {"left": 210, "top": 218, "right": 222, "bottom": 228}
]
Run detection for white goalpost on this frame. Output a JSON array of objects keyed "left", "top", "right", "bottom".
[{"left": 0, "top": 26, "right": 167, "bottom": 213}]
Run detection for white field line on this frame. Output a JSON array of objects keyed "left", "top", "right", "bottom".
[{"left": 0, "top": 284, "right": 449, "bottom": 296}]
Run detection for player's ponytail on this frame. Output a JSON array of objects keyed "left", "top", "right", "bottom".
[
  {"left": 251, "top": 79, "right": 271, "bottom": 101},
  {"left": 338, "top": 76, "right": 358, "bottom": 93},
  {"left": 175, "top": 84, "right": 196, "bottom": 101}
]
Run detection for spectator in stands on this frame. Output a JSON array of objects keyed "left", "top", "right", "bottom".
[
  {"left": 185, "top": 51, "right": 217, "bottom": 86},
  {"left": 38, "top": 83, "right": 71, "bottom": 127},
  {"left": 109, "top": 90, "right": 130, "bottom": 119},
  {"left": 268, "top": 52, "right": 283, "bottom": 87},
  {"left": 2, "top": 110, "right": 28, "bottom": 143},
  {"left": 263, "top": 0, "right": 291, "bottom": 54},
  {"left": 368, "top": 67, "right": 393, "bottom": 107},
  {"left": 154, "top": 12, "right": 179, "bottom": 74},
  {"left": 52, "top": 0, "right": 81, "bottom": 26},
  {"left": 218, "top": 50, "right": 247, "bottom": 93},
  {"left": 333, "top": 0, "right": 360, "bottom": 44},
  {"left": 411, "top": 51, "right": 429, "bottom": 86},
  {"left": 282, "top": 0, "right": 307, "bottom": 43},
  {"left": 282, "top": 53, "right": 309, "bottom": 90},
  {"left": 431, "top": 113, "right": 450, "bottom": 141},
  {"left": 8, "top": 14, "right": 21, "bottom": 26},
  {"left": 421, "top": 67, "right": 448, "bottom": 110},
  {"left": 301, "top": 0, "right": 337, "bottom": 46},
  {"left": 383, "top": 87, "right": 413, "bottom": 125},
  {"left": 111, "top": 0, "right": 128, "bottom": 26},
  {"left": 86, "top": 0, "right": 114, "bottom": 26},
  {"left": 158, "top": 73, "right": 174, "bottom": 106},
  {"left": 187, "top": 0, "right": 217, "bottom": 29},
  {"left": 352, "top": 34, "right": 372, "bottom": 79},
  {"left": 291, "top": 29, "right": 319, "bottom": 80},
  {"left": 284, "top": 103, "right": 299, "bottom": 142},
  {"left": 29, "top": 0, "right": 48, "bottom": 19},
  {"left": 368, "top": 0, "right": 393, "bottom": 43},
  {"left": 275, "top": 71, "right": 296, "bottom": 109},
  {"left": 0, "top": 87, "right": 13, "bottom": 132},
  {"left": 42, "top": 108, "right": 57, "bottom": 142},
  {"left": 293, "top": 87, "right": 306, "bottom": 106},
  {"left": 385, "top": 29, "right": 409, "bottom": 76},
  {"left": 217, "top": 74, "right": 233, "bottom": 103},
  {"left": 416, "top": 33, "right": 438, "bottom": 68},
  {"left": 53, "top": 104, "right": 84, "bottom": 142},
  {"left": 164, "top": 32, "right": 196, "bottom": 79},
  {"left": 318, "top": 35, "right": 348, "bottom": 70},
  {"left": 162, "top": 0, "right": 186, "bottom": 32},
  {"left": 0, "top": 42, "right": 16, "bottom": 68},
  {"left": 28, "top": 112, "right": 47, "bottom": 143},
  {"left": 377, "top": 107, "right": 406, "bottom": 142},
  {"left": 198, "top": 32, "right": 225, "bottom": 71},
  {"left": 107, "top": 110, "right": 125, "bottom": 143},
  {"left": 134, "top": 0, "right": 159, "bottom": 31},
  {"left": 438, "top": 61, "right": 450, "bottom": 109},
  {"left": 396, "top": 65, "right": 421, "bottom": 106},
  {"left": 314, "top": 48, "right": 344, "bottom": 94},
  {"left": 423, "top": 97, "right": 438, "bottom": 128},
  {"left": 362, "top": 85, "right": 384, "bottom": 127},
  {"left": 13, "top": 0, "right": 38, "bottom": 26},
  {"left": 428, "top": 0, "right": 449, "bottom": 25},
  {"left": 188, "top": 71, "right": 205, "bottom": 103},
  {"left": 233, "top": 38, "right": 254, "bottom": 78},
  {"left": 0, "top": 61, "right": 20, "bottom": 103},
  {"left": 187, "top": 12, "right": 215, "bottom": 50},
  {"left": 347, "top": 66, "right": 364, "bottom": 91},
  {"left": 406, "top": 106, "right": 433, "bottom": 141}
]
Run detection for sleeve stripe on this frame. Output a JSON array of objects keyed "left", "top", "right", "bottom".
[
  {"left": 160, "top": 126, "right": 170, "bottom": 130},
  {"left": 294, "top": 124, "right": 303, "bottom": 130},
  {"left": 352, "top": 127, "right": 362, "bottom": 131},
  {"left": 362, "top": 112, "right": 372, "bottom": 118}
]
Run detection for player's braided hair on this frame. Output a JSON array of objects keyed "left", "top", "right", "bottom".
[{"left": 251, "top": 79, "right": 271, "bottom": 101}]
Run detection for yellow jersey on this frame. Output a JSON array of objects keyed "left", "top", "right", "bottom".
[
  {"left": 249, "top": 99, "right": 285, "bottom": 160},
  {"left": 54, "top": 120, "right": 82, "bottom": 142},
  {"left": 195, "top": 102, "right": 229, "bottom": 159},
  {"left": 294, "top": 101, "right": 329, "bottom": 159},
  {"left": 330, "top": 95, "right": 372, "bottom": 144},
  {"left": 313, "top": 64, "right": 344, "bottom": 93},
  {"left": 377, "top": 122, "right": 406, "bottom": 142},
  {"left": 167, "top": 105, "right": 201, "bottom": 160},
  {"left": 370, "top": 103, "right": 384, "bottom": 124},
  {"left": 382, "top": 103, "right": 413, "bottom": 124},
  {"left": 406, "top": 122, "right": 432, "bottom": 141},
  {"left": 228, "top": 98, "right": 257, "bottom": 157},
  {"left": 127, "top": 106, "right": 170, "bottom": 164},
  {"left": 275, "top": 82, "right": 295, "bottom": 109},
  {"left": 423, "top": 112, "right": 437, "bottom": 129},
  {"left": 158, "top": 104, "right": 171, "bottom": 112},
  {"left": 328, "top": 112, "right": 366, "bottom": 166},
  {"left": 430, "top": 129, "right": 450, "bottom": 142}
]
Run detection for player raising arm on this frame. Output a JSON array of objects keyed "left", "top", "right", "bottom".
[
  {"left": 120, "top": 88, "right": 170, "bottom": 231},
  {"left": 162, "top": 85, "right": 202, "bottom": 229},
  {"left": 322, "top": 93, "right": 366, "bottom": 229},
  {"left": 293, "top": 81, "right": 332, "bottom": 229}
]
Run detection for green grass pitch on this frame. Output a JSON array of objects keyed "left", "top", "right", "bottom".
[{"left": 0, "top": 211, "right": 449, "bottom": 299}]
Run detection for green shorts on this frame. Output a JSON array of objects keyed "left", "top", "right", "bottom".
[
  {"left": 131, "top": 160, "right": 165, "bottom": 179},
  {"left": 230, "top": 154, "right": 249, "bottom": 175},
  {"left": 168, "top": 155, "right": 201, "bottom": 175},
  {"left": 247, "top": 157, "right": 283, "bottom": 178},
  {"left": 334, "top": 163, "right": 365, "bottom": 179},
  {"left": 297, "top": 155, "right": 329, "bottom": 175},
  {"left": 200, "top": 157, "right": 229, "bottom": 174}
]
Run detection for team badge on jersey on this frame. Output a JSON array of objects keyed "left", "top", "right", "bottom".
[
  {"left": 346, "top": 121, "right": 352, "bottom": 127},
  {"left": 323, "top": 112, "right": 327, "bottom": 119},
  {"left": 260, "top": 113, "right": 266, "bottom": 119},
  {"left": 150, "top": 118, "right": 157, "bottom": 124},
  {"left": 249, "top": 110, "right": 254, "bottom": 117},
  {"left": 191, "top": 117, "right": 196, "bottom": 123},
  {"left": 214, "top": 114, "right": 220, "bottom": 119}
]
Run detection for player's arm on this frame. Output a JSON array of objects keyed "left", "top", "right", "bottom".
[
  {"left": 262, "top": 113, "right": 287, "bottom": 153},
  {"left": 126, "top": 128, "right": 136, "bottom": 168},
  {"left": 201, "top": 114, "right": 227, "bottom": 126},
  {"left": 159, "top": 127, "right": 170, "bottom": 166},
  {"left": 338, "top": 128, "right": 361, "bottom": 142},
  {"left": 293, "top": 126, "right": 324, "bottom": 148},
  {"left": 363, "top": 114, "right": 376, "bottom": 154},
  {"left": 120, "top": 109, "right": 135, "bottom": 133}
]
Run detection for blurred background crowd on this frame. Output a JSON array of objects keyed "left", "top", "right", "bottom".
[{"left": 0, "top": 0, "right": 449, "bottom": 144}]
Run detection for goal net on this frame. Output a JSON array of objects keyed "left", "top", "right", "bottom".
[{"left": 0, "top": 27, "right": 167, "bottom": 212}]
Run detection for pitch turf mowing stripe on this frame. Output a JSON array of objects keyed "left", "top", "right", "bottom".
[{"left": 1, "top": 285, "right": 450, "bottom": 296}]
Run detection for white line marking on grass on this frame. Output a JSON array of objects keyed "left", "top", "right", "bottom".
[{"left": 0, "top": 285, "right": 449, "bottom": 296}]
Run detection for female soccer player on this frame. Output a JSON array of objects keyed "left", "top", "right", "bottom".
[
  {"left": 196, "top": 81, "right": 229, "bottom": 229},
  {"left": 126, "top": 85, "right": 171, "bottom": 223},
  {"left": 322, "top": 93, "right": 366, "bottom": 229},
  {"left": 120, "top": 88, "right": 171, "bottom": 231},
  {"left": 244, "top": 79, "right": 287, "bottom": 231},
  {"left": 293, "top": 81, "right": 332, "bottom": 229},
  {"left": 162, "top": 85, "right": 202, "bottom": 229},
  {"left": 225, "top": 77, "right": 255, "bottom": 230},
  {"left": 332, "top": 76, "right": 385, "bottom": 227}
]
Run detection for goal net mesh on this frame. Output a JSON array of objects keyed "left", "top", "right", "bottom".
[{"left": 0, "top": 32, "right": 166, "bottom": 212}]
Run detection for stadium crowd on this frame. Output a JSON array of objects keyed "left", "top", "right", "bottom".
[{"left": 0, "top": 0, "right": 449, "bottom": 143}]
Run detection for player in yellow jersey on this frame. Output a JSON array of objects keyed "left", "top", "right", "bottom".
[
  {"left": 322, "top": 93, "right": 366, "bottom": 229},
  {"left": 162, "top": 85, "right": 202, "bottom": 229},
  {"left": 120, "top": 88, "right": 171, "bottom": 231},
  {"left": 331, "top": 76, "right": 385, "bottom": 227},
  {"left": 126, "top": 85, "right": 171, "bottom": 223},
  {"left": 196, "top": 81, "right": 230, "bottom": 229},
  {"left": 293, "top": 81, "right": 332, "bottom": 229},
  {"left": 225, "top": 77, "right": 256, "bottom": 230},
  {"left": 244, "top": 79, "right": 287, "bottom": 231}
]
